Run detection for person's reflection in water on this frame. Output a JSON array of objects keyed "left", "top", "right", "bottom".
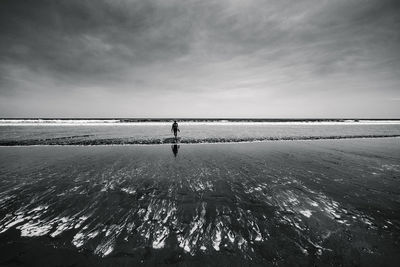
[{"left": 171, "top": 144, "right": 180, "bottom": 157}]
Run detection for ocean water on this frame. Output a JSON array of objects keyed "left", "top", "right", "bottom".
[{"left": 0, "top": 119, "right": 400, "bottom": 145}]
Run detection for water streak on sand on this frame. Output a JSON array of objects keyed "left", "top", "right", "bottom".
[{"left": 0, "top": 165, "right": 394, "bottom": 258}]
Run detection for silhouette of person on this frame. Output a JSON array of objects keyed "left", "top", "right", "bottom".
[
  {"left": 171, "top": 144, "right": 180, "bottom": 157},
  {"left": 171, "top": 120, "right": 180, "bottom": 139}
]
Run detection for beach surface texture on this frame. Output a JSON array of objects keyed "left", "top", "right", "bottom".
[{"left": 0, "top": 136, "right": 399, "bottom": 266}]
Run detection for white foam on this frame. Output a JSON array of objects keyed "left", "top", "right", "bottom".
[{"left": 1, "top": 119, "right": 399, "bottom": 126}]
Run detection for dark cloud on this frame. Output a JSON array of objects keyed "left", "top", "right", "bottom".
[
  {"left": 0, "top": 0, "right": 193, "bottom": 82},
  {"left": 0, "top": 0, "right": 399, "bottom": 117}
]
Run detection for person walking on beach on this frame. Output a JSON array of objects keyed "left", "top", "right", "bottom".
[{"left": 171, "top": 120, "right": 180, "bottom": 139}]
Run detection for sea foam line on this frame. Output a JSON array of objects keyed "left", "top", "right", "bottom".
[{"left": 1, "top": 119, "right": 400, "bottom": 126}]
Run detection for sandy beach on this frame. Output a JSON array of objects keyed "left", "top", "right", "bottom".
[{"left": 0, "top": 138, "right": 399, "bottom": 266}]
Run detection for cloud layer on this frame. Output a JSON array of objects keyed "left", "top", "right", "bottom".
[{"left": 1, "top": 0, "right": 399, "bottom": 117}]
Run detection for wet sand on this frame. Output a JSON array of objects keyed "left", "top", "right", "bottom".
[{"left": 0, "top": 138, "right": 399, "bottom": 266}]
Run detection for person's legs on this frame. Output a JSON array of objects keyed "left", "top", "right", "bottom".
[{"left": 174, "top": 130, "right": 178, "bottom": 138}]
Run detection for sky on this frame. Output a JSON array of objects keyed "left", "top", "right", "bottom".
[{"left": 0, "top": 0, "right": 399, "bottom": 118}]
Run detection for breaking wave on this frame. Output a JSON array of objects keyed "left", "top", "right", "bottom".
[{"left": 1, "top": 119, "right": 400, "bottom": 126}]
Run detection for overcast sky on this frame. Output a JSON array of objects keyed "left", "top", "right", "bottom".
[{"left": 0, "top": 0, "right": 399, "bottom": 118}]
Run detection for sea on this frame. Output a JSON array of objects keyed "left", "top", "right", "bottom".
[{"left": 1, "top": 118, "right": 400, "bottom": 145}]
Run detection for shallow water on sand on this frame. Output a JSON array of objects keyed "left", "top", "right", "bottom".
[
  {"left": 1, "top": 121, "right": 400, "bottom": 145},
  {"left": 0, "top": 139, "right": 399, "bottom": 266}
]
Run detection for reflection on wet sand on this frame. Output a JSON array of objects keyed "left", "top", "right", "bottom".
[
  {"left": 171, "top": 144, "right": 180, "bottom": 157},
  {"left": 0, "top": 140, "right": 399, "bottom": 265}
]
